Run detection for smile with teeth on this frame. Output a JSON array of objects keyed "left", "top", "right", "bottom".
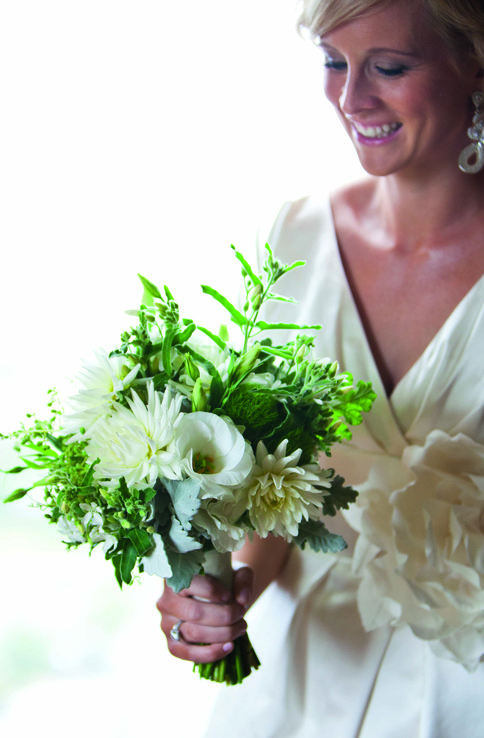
[{"left": 352, "top": 121, "right": 402, "bottom": 139}]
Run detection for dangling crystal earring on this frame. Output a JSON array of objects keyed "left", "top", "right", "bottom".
[{"left": 458, "top": 91, "right": 484, "bottom": 174}]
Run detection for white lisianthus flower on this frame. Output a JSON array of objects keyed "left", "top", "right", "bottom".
[
  {"left": 87, "top": 383, "right": 185, "bottom": 488},
  {"left": 351, "top": 430, "right": 484, "bottom": 671},
  {"left": 193, "top": 494, "right": 249, "bottom": 553},
  {"left": 62, "top": 349, "right": 141, "bottom": 441},
  {"left": 174, "top": 412, "right": 254, "bottom": 498},
  {"left": 243, "top": 439, "right": 331, "bottom": 539}
]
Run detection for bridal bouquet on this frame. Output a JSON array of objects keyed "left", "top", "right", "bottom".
[{"left": 2, "top": 244, "right": 375, "bottom": 684}]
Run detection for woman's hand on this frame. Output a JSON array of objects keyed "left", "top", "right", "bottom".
[{"left": 156, "top": 566, "right": 254, "bottom": 664}]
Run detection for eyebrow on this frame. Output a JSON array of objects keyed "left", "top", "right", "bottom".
[{"left": 319, "top": 41, "right": 419, "bottom": 58}]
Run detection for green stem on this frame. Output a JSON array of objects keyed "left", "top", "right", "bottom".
[{"left": 192, "top": 551, "right": 261, "bottom": 685}]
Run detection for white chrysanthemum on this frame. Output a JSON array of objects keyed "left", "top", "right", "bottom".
[
  {"left": 174, "top": 412, "right": 254, "bottom": 498},
  {"left": 87, "top": 383, "right": 185, "bottom": 488},
  {"left": 62, "top": 349, "right": 141, "bottom": 441},
  {"left": 243, "top": 439, "right": 331, "bottom": 539},
  {"left": 351, "top": 430, "right": 484, "bottom": 671}
]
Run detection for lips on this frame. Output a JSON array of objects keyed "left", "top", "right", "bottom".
[{"left": 352, "top": 121, "right": 402, "bottom": 140}]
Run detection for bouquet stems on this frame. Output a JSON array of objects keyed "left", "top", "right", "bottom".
[{"left": 193, "top": 551, "right": 260, "bottom": 685}]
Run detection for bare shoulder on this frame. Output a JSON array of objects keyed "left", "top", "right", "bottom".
[
  {"left": 330, "top": 178, "right": 376, "bottom": 214},
  {"left": 329, "top": 179, "right": 382, "bottom": 256},
  {"left": 329, "top": 179, "right": 378, "bottom": 241}
]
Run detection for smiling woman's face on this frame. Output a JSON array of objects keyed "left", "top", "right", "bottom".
[{"left": 320, "top": 0, "right": 478, "bottom": 178}]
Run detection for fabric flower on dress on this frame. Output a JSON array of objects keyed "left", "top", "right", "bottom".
[
  {"left": 242, "top": 439, "right": 331, "bottom": 539},
  {"left": 351, "top": 430, "right": 484, "bottom": 671},
  {"left": 62, "top": 349, "right": 141, "bottom": 441},
  {"left": 174, "top": 411, "right": 254, "bottom": 498},
  {"left": 87, "top": 383, "right": 185, "bottom": 488}
]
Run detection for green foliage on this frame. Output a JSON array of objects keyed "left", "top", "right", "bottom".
[
  {"left": 321, "top": 475, "right": 359, "bottom": 517},
  {"left": 165, "top": 548, "right": 207, "bottom": 593},
  {"left": 221, "top": 384, "right": 288, "bottom": 444},
  {"left": 293, "top": 519, "right": 347, "bottom": 554},
  {"left": 2, "top": 244, "right": 376, "bottom": 609}
]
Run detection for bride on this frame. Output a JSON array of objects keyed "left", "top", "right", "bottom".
[{"left": 156, "top": 0, "right": 484, "bottom": 735}]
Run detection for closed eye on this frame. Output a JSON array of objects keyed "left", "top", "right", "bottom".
[
  {"left": 375, "top": 65, "right": 409, "bottom": 77},
  {"left": 323, "top": 59, "right": 347, "bottom": 72}
]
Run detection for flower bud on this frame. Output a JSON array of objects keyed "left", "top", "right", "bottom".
[
  {"left": 328, "top": 361, "right": 339, "bottom": 378},
  {"left": 184, "top": 355, "right": 200, "bottom": 382},
  {"left": 295, "top": 345, "right": 308, "bottom": 364},
  {"left": 231, "top": 343, "right": 261, "bottom": 383},
  {"left": 249, "top": 283, "right": 263, "bottom": 310},
  {"left": 192, "top": 377, "right": 208, "bottom": 411}
]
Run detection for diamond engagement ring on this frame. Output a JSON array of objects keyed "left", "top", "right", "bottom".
[{"left": 170, "top": 619, "right": 184, "bottom": 642}]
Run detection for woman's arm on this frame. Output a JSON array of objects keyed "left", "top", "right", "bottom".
[{"left": 156, "top": 534, "right": 290, "bottom": 664}]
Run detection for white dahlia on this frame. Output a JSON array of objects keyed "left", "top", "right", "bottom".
[
  {"left": 62, "top": 349, "right": 141, "bottom": 441},
  {"left": 87, "top": 383, "right": 185, "bottom": 488},
  {"left": 243, "top": 439, "right": 331, "bottom": 539}
]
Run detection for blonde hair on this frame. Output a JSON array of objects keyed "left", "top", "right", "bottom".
[{"left": 298, "top": 0, "right": 484, "bottom": 67}]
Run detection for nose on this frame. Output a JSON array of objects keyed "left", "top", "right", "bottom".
[{"left": 339, "top": 67, "right": 376, "bottom": 116}]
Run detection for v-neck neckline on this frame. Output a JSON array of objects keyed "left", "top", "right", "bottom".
[{"left": 325, "top": 197, "right": 484, "bottom": 406}]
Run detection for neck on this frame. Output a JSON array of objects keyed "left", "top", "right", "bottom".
[{"left": 371, "top": 166, "right": 484, "bottom": 250}]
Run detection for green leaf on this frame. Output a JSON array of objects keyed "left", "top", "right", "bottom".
[
  {"left": 256, "top": 321, "right": 321, "bottom": 331},
  {"left": 294, "top": 519, "right": 348, "bottom": 553},
  {"left": 177, "top": 321, "right": 197, "bottom": 344},
  {"left": 126, "top": 528, "right": 153, "bottom": 557},
  {"left": 230, "top": 245, "right": 262, "bottom": 287},
  {"left": 138, "top": 274, "right": 163, "bottom": 301},
  {"left": 120, "top": 540, "right": 138, "bottom": 584},
  {"left": 1, "top": 465, "right": 28, "bottom": 475},
  {"left": 336, "top": 381, "right": 377, "bottom": 427},
  {"left": 45, "top": 433, "right": 63, "bottom": 451},
  {"left": 169, "top": 517, "right": 203, "bottom": 553},
  {"left": 142, "top": 533, "right": 173, "bottom": 578},
  {"left": 161, "top": 327, "right": 176, "bottom": 376},
  {"left": 266, "top": 292, "right": 297, "bottom": 303},
  {"left": 196, "top": 326, "right": 227, "bottom": 351},
  {"left": 18, "top": 457, "right": 49, "bottom": 471},
  {"left": 321, "top": 474, "right": 359, "bottom": 517},
  {"left": 165, "top": 548, "right": 206, "bottom": 593},
  {"left": 209, "top": 372, "right": 224, "bottom": 409},
  {"left": 164, "top": 285, "right": 175, "bottom": 302},
  {"left": 3, "top": 488, "right": 28, "bottom": 503},
  {"left": 80, "top": 460, "right": 97, "bottom": 488},
  {"left": 282, "top": 260, "right": 306, "bottom": 273},
  {"left": 201, "top": 285, "right": 248, "bottom": 327},
  {"left": 163, "top": 478, "right": 202, "bottom": 529}
]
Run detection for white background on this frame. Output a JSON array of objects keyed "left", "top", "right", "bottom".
[{"left": 0, "top": 1, "right": 362, "bottom": 736}]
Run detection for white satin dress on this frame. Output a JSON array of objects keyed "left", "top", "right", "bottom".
[{"left": 204, "top": 194, "right": 484, "bottom": 738}]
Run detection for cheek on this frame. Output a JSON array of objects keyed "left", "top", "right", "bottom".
[{"left": 323, "top": 74, "right": 342, "bottom": 109}]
